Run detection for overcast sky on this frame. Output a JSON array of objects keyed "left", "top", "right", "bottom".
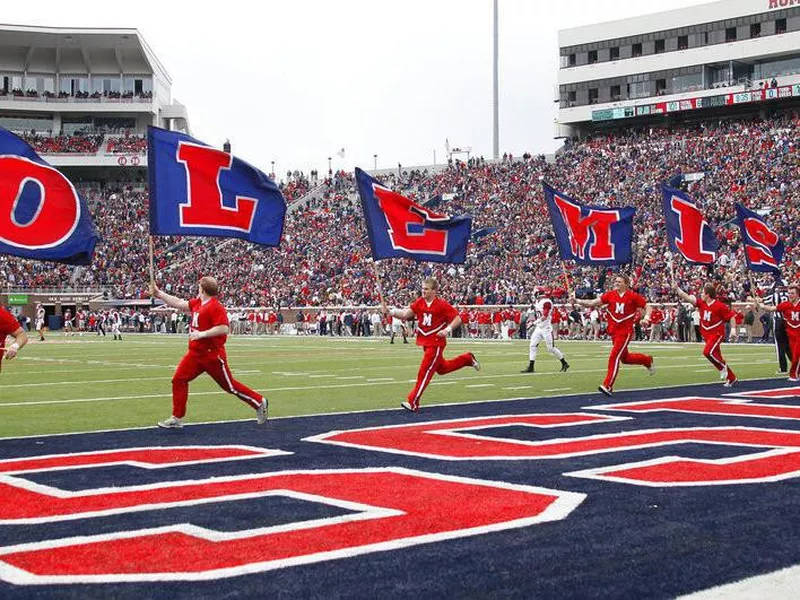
[{"left": 6, "top": 0, "right": 703, "bottom": 176}]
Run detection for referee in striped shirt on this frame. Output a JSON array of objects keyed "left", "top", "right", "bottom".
[{"left": 765, "top": 279, "right": 792, "bottom": 373}]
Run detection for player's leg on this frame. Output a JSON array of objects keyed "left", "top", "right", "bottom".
[
  {"left": 788, "top": 334, "right": 800, "bottom": 381},
  {"left": 702, "top": 334, "right": 726, "bottom": 372},
  {"left": 165, "top": 353, "right": 205, "bottom": 424},
  {"left": 435, "top": 348, "right": 478, "bottom": 375},
  {"left": 522, "top": 329, "right": 543, "bottom": 372},
  {"left": 602, "top": 333, "right": 632, "bottom": 393},
  {"left": 205, "top": 354, "right": 268, "bottom": 423},
  {"left": 406, "top": 346, "right": 441, "bottom": 411},
  {"left": 544, "top": 329, "right": 569, "bottom": 371}
]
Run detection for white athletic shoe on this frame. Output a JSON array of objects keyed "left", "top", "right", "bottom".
[
  {"left": 788, "top": 378, "right": 800, "bottom": 383},
  {"left": 401, "top": 401, "right": 418, "bottom": 413},
  {"left": 720, "top": 365, "right": 728, "bottom": 381},
  {"left": 723, "top": 378, "right": 738, "bottom": 388},
  {"left": 256, "top": 398, "right": 269, "bottom": 425},
  {"left": 647, "top": 359, "right": 656, "bottom": 376},
  {"left": 469, "top": 352, "right": 481, "bottom": 371},
  {"left": 157, "top": 415, "right": 183, "bottom": 429},
  {"left": 598, "top": 385, "right": 613, "bottom": 397}
]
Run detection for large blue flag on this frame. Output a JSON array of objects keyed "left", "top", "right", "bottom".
[
  {"left": 661, "top": 184, "right": 719, "bottom": 265},
  {"left": 543, "top": 182, "right": 634, "bottom": 265},
  {"left": 735, "top": 203, "right": 783, "bottom": 273},
  {"left": 148, "top": 126, "right": 286, "bottom": 245},
  {"left": 355, "top": 168, "right": 471, "bottom": 264},
  {"left": 0, "top": 128, "right": 98, "bottom": 265}
]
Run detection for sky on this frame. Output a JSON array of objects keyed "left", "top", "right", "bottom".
[{"left": 4, "top": 0, "right": 704, "bottom": 176}]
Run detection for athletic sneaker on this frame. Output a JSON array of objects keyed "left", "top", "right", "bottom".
[
  {"left": 720, "top": 365, "right": 728, "bottom": 381},
  {"left": 157, "top": 416, "right": 183, "bottom": 429},
  {"left": 401, "top": 401, "right": 418, "bottom": 413},
  {"left": 560, "top": 361, "right": 570, "bottom": 373},
  {"left": 469, "top": 353, "right": 481, "bottom": 371},
  {"left": 776, "top": 370, "right": 788, "bottom": 375},
  {"left": 723, "top": 378, "right": 739, "bottom": 388},
  {"left": 598, "top": 385, "right": 613, "bottom": 397},
  {"left": 256, "top": 398, "right": 269, "bottom": 425},
  {"left": 647, "top": 359, "right": 656, "bottom": 376},
  {"left": 788, "top": 377, "right": 800, "bottom": 383}
]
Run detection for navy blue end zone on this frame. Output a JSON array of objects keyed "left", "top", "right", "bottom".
[{"left": 1, "top": 379, "right": 799, "bottom": 599}]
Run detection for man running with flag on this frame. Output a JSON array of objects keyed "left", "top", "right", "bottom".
[
  {"left": 673, "top": 282, "right": 739, "bottom": 387},
  {"left": 572, "top": 274, "right": 654, "bottom": 396}
]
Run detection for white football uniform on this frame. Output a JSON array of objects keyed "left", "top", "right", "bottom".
[{"left": 528, "top": 298, "right": 565, "bottom": 361}]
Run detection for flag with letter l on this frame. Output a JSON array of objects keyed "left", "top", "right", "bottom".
[
  {"left": 661, "top": 183, "right": 718, "bottom": 265},
  {"left": 735, "top": 203, "right": 783, "bottom": 273},
  {"left": 355, "top": 167, "right": 471, "bottom": 263},
  {"left": 543, "top": 181, "right": 634, "bottom": 265},
  {"left": 0, "top": 127, "right": 98, "bottom": 264},
  {"left": 148, "top": 126, "right": 286, "bottom": 245}
]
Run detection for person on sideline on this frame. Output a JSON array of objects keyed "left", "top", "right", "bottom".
[{"left": 520, "top": 290, "right": 570, "bottom": 374}]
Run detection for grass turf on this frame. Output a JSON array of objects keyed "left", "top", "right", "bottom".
[{"left": 0, "top": 332, "right": 782, "bottom": 438}]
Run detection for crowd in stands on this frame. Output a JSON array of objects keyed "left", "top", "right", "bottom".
[
  {"left": 106, "top": 135, "right": 147, "bottom": 154},
  {"left": 0, "top": 89, "right": 153, "bottom": 100},
  {"left": 21, "top": 132, "right": 103, "bottom": 154},
  {"left": 2, "top": 109, "right": 798, "bottom": 320}
]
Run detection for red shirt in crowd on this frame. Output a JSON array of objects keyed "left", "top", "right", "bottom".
[
  {"left": 696, "top": 298, "right": 735, "bottom": 339},
  {"left": 650, "top": 308, "right": 664, "bottom": 325},
  {"left": 188, "top": 297, "right": 229, "bottom": 355},
  {"left": 776, "top": 301, "right": 800, "bottom": 336},
  {"left": 410, "top": 296, "right": 457, "bottom": 348},
  {"left": 600, "top": 290, "right": 647, "bottom": 335}
]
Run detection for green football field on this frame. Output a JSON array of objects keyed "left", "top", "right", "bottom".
[{"left": 0, "top": 333, "right": 783, "bottom": 438}]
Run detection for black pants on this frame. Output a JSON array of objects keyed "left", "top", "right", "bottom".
[{"left": 774, "top": 319, "right": 793, "bottom": 372}]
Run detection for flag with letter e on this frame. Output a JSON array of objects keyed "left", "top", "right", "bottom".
[
  {"left": 661, "top": 183, "right": 718, "bottom": 265},
  {"left": 0, "top": 127, "right": 98, "bottom": 264},
  {"left": 543, "top": 181, "right": 634, "bottom": 265},
  {"left": 355, "top": 167, "right": 471, "bottom": 264},
  {"left": 735, "top": 203, "right": 783, "bottom": 273},
  {"left": 148, "top": 126, "right": 286, "bottom": 246}
]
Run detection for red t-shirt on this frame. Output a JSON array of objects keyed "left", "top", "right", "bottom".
[
  {"left": 650, "top": 308, "right": 664, "bottom": 325},
  {"left": 0, "top": 307, "right": 21, "bottom": 369},
  {"left": 188, "top": 297, "right": 229, "bottom": 355},
  {"left": 410, "top": 296, "right": 457, "bottom": 348},
  {"left": 777, "top": 301, "right": 800, "bottom": 336},
  {"left": 600, "top": 290, "right": 647, "bottom": 335},
  {"left": 696, "top": 299, "right": 735, "bottom": 339}
]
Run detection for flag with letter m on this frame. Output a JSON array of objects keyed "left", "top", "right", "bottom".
[
  {"left": 735, "top": 203, "right": 783, "bottom": 273},
  {"left": 355, "top": 168, "right": 471, "bottom": 263},
  {"left": 661, "top": 184, "right": 718, "bottom": 265},
  {"left": 0, "top": 127, "right": 98, "bottom": 264},
  {"left": 543, "top": 181, "right": 634, "bottom": 265},
  {"left": 148, "top": 126, "right": 286, "bottom": 245}
]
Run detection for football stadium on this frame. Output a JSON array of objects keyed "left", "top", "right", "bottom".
[{"left": 1, "top": 0, "right": 800, "bottom": 596}]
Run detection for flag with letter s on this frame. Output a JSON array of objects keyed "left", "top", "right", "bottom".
[
  {"left": 735, "top": 203, "right": 783, "bottom": 273},
  {"left": 148, "top": 126, "right": 286, "bottom": 246},
  {"left": 355, "top": 168, "right": 471, "bottom": 264},
  {"left": 0, "top": 127, "right": 98, "bottom": 264}
]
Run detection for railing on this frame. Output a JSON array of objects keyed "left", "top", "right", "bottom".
[{"left": 0, "top": 94, "right": 152, "bottom": 105}]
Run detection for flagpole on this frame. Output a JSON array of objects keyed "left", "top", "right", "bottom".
[
  {"left": 149, "top": 235, "right": 155, "bottom": 287},
  {"left": 371, "top": 259, "right": 385, "bottom": 306},
  {"left": 562, "top": 262, "right": 573, "bottom": 297}
]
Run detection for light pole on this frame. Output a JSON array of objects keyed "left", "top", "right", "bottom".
[
  {"left": 270, "top": 161, "right": 275, "bottom": 179},
  {"left": 373, "top": 154, "right": 377, "bottom": 170},
  {"left": 327, "top": 156, "right": 332, "bottom": 175}
]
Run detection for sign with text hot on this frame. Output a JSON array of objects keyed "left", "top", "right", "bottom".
[
  {"left": 543, "top": 182, "right": 634, "bottom": 265},
  {"left": 661, "top": 184, "right": 719, "bottom": 265},
  {"left": 0, "top": 128, "right": 98, "bottom": 265},
  {"left": 148, "top": 127, "right": 286, "bottom": 246},
  {"left": 355, "top": 168, "right": 471, "bottom": 263}
]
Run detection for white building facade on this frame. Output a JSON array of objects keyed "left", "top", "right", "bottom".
[
  {"left": 0, "top": 24, "right": 189, "bottom": 170},
  {"left": 556, "top": 0, "right": 800, "bottom": 136}
]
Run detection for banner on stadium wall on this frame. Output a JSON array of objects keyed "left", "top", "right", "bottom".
[
  {"left": 6, "top": 294, "right": 28, "bottom": 305},
  {"left": 0, "top": 128, "right": 98, "bottom": 265},
  {"left": 148, "top": 126, "right": 286, "bottom": 246}
]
